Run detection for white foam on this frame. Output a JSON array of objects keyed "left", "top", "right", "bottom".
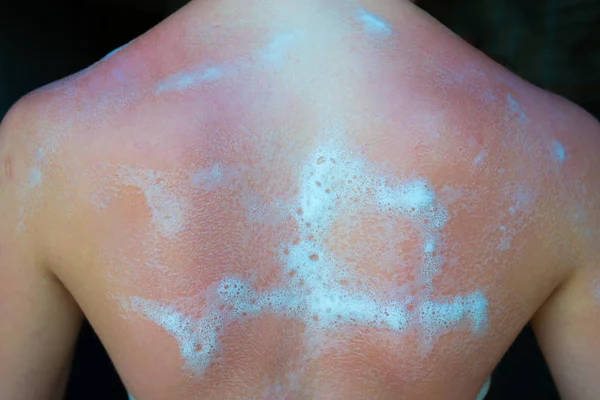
[
  {"left": 27, "top": 168, "right": 42, "bottom": 188},
  {"left": 418, "top": 291, "right": 488, "bottom": 339},
  {"left": 17, "top": 146, "right": 51, "bottom": 230},
  {"left": 190, "top": 163, "right": 225, "bottom": 190},
  {"left": 125, "top": 134, "right": 488, "bottom": 377},
  {"left": 552, "top": 140, "right": 566, "bottom": 163},
  {"left": 115, "top": 167, "right": 186, "bottom": 239},
  {"left": 473, "top": 151, "right": 487, "bottom": 166},
  {"left": 261, "top": 32, "right": 299, "bottom": 64},
  {"left": 358, "top": 8, "right": 392, "bottom": 35},
  {"left": 128, "top": 296, "right": 223, "bottom": 373},
  {"left": 497, "top": 236, "right": 512, "bottom": 252},
  {"left": 506, "top": 93, "right": 527, "bottom": 123},
  {"left": 156, "top": 66, "right": 224, "bottom": 95},
  {"left": 511, "top": 184, "right": 534, "bottom": 213}
]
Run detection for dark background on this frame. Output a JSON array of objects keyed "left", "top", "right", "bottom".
[{"left": 1, "top": 0, "right": 598, "bottom": 398}]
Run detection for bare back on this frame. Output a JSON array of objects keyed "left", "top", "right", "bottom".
[{"left": 2, "top": 1, "right": 600, "bottom": 399}]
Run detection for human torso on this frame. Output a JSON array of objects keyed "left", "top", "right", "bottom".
[{"left": 20, "top": 1, "right": 593, "bottom": 399}]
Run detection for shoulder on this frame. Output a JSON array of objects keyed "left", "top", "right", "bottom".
[
  {"left": 533, "top": 89, "right": 600, "bottom": 271},
  {"left": 0, "top": 57, "right": 134, "bottom": 273},
  {"left": 0, "top": 92, "right": 48, "bottom": 244},
  {"left": 0, "top": 91, "right": 84, "bottom": 400}
]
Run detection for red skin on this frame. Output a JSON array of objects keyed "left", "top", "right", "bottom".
[{"left": 1, "top": 1, "right": 599, "bottom": 399}]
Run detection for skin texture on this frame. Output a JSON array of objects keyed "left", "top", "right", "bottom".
[{"left": 1, "top": 0, "right": 599, "bottom": 399}]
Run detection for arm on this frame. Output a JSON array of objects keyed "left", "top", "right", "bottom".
[
  {"left": 0, "top": 100, "right": 83, "bottom": 400},
  {"left": 533, "top": 264, "right": 600, "bottom": 400},
  {"left": 532, "top": 111, "right": 600, "bottom": 400}
]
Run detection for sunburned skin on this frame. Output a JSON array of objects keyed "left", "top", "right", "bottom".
[
  {"left": 593, "top": 280, "right": 600, "bottom": 305},
  {"left": 18, "top": 146, "right": 50, "bottom": 230},
  {"left": 12, "top": 0, "right": 600, "bottom": 399},
  {"left": 120, "top": 133, "right": 489, "bottom": 377}
]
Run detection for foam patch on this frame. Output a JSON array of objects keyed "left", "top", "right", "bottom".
[{"left": 124, "top": 134, "right": 488, "bottom": 377}]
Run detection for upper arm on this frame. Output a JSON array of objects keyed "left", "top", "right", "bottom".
[
  {"left": 0, "top": 99, "right": 83, "bottom": 400},
  {"left": 531, "top": 108, "right": 600, "bottom": 400},
  {"left": 533, "top": 267, "right": 600, "bottom": 400}
]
